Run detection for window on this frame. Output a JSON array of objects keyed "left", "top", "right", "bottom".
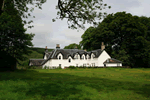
[
  {"left": 87, "top": 55, "right": 89, "bottom": 59},
  {"left": 75, "top": 54, "right": 78, "bottom": 59},
  {"left": 59, "top": 64, "right": 61, "bottom": 67},
  {"left": 76, "top": 55, "right": 78, "bottom": 59},
  {"left": 92, "top": 55, "right": 95, "bottom": 58},
  {"left": 81, "top": 56, "right": 84, "bottom": 60},
  {"left": 92, "top": 63, "right": 95, "bottom": 67},
  {"left": 117, "top": 63, "right": 120, "bottom": 66},
  {"left": 59, "top": 56, "right": 61, "bottom": 60},
  {"left": 91, "top": 54, "right": 95, "bottom": 59},
  {"left": 68, "top": 59, "right": 71, "bottom": 63}
]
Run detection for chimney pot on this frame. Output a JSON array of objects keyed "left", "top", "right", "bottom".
[
  {"left": 45, "top": 46, "right": 48, "bottom": 52},
  {"left": 56, "top": 44, "right": 60, "bottom": 49},
  {"left": 101, "top": 42, "right": 105, "bottom": 50}
]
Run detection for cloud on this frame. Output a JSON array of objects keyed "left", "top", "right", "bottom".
[{"left": 25, "top": 0, "right": 150, "bottom": 49}]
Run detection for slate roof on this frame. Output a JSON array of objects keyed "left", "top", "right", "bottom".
[
  {"left": 41, "top": 49, "right": 104, "bottom": 65},
  {"left": 103, "top": 58, "right": 122, "bottom": 64},
  {"left": 29, "top": 59, "right": 45, "bottom": 66}
]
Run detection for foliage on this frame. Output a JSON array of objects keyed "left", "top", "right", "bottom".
[
  {"left": 44, "top": 66, "right": 48, "bottom": 69},
  {"left": 0, "top": 0, "right": 46, "bottom": 28},
  {"left": 80, "top": 27, "right": 97, "bottom": 51},
  {"left": 80, "top": 11, "right": 150, "bottom": 68},
  {"left": 0, "top": 10, "right": 35, "bottom": 70},
  {"left": 0, "top": 0, "right": 111, "bottom": 29},
  {"left": 68, "top": 66, "right": 76, "bottom": 69},
  {"left": 30, "top": 47, "right": 53, "bottom": 54},
  {"left": 0, "top": 68, "right": 150, "bottom": 99},
  {"left": 64, "top": 43, "right": 81, "bottom": 49}
]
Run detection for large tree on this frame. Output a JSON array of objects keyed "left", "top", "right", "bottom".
[
  {"left": 64, "top": 43, "right": 81, "bottom": 49},
  {"left": 0, "top": 0, "right": 111, "bottom": 29},
  {"left": 80, "top": 12, "right": 150, "bottom": 67},
  {"left": 80, "top": 27, "right": 97, "bottom": 51},
  {"left": 0, "top": 5, "right": 34, "bottom": 71}
]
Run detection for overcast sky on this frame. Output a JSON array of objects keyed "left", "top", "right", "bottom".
[{"left": 25, "top": 0, "right": 150, "bottom": 49}]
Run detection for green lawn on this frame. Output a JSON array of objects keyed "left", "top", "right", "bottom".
[{"left": 0, "top": 68, "right": 150, "bottom": 100}]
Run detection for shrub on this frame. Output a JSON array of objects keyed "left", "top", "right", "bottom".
[
  {"left": 79, "top": 66, "right": 83, "bottom": 68},
  {"left": 69, "top": 66, "right": 76, "bottom": 69},
  {"left": 58, "top": 66, "right": 62, "bottom": 69},
  {"left": 87, "top": 66, "right": 92, "bottom": 68},
  {"left": 44, "top": 66, "right": 48, "bottom": 69}
]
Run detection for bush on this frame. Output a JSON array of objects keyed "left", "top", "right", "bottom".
[
  {"left": 58, "top": 66, "right": 62, "bottom": 69},
  {"left": 87, "top": 66, "right": 92, "bottom": 68},
  {"left": 69, "top": 66, "right": 76, "bottom": 69},
  {"left": 44, "top": 66, "right": 48, "bottom": 69}
]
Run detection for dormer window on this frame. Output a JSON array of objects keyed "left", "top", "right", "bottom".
[
  {"left": 86, "top": 55, "right": 89, "bottom": 59},
  {"left": 81, "top": 55, "right": 84, "bottom": 60},
  {"left": 68, "top": 59, "right": 71, "bottom": 63},
  {"left": 92, "top": 55, "right": 95, "bottom": 58},
  {"left": 91, "top": 53, "right": 95, "bottom": 59},
  {"left": 59, "top": 56, "right": 61, "bottom": 60},
  {"left": 57, "top": 53, "right": 63, "bottom": 60},
  {"left": 74, "top": 54, "right": 79, "bottom": 59}
]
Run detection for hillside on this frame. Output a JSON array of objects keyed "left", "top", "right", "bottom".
[{"left": 18, "top": 47, "right": 53, "bottom": 66}]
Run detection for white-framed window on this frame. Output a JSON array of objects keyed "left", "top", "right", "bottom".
[
  {"left": 92, "top": 63, "right": 95, "bottom": 67},
  {"left": 83, "top": 64, "right": 86, "bottom": 66},
  {"left": 68, "top": 59, "right": 71, "bottom": 63},
  {"left": 91, "top": 53, "right": 95, "bottom": 59},
  {"left": 57, "top": 53, "right": 63, "bottom": 60},
  {"left": 59, "top": 56, "right": 61, "bottom": 60},
  {"left": 59, "top": 64, "right": 61, "bottom": 67},
  {"left": 86, "top": 55, "right": 89, "bottom": 59},
  {"left": 117, "top": 63, "right": 120, "bottom": 66},
  {"left": 81, "top": 55, "right": 84, "bottom": 60},
  {"left": 74, "top": 54, "right": 79, "bottom": 59}
]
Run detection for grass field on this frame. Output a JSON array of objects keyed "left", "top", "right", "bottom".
[{"left": 0, "top": 68, "right": 150, "bottom": 100}]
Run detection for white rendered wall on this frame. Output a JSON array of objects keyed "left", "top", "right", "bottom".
[
  {"left": 42, "top": 50, "right": 114, "bottom": 69},
  {"left": 106, "top": 63, "right": 122, "bottom": 67},
  {"left": 97, "top": 50, "right": 111, "bottom": 66},
  {"left": 44, "top": 55, "right": 47, "bottom": 59},
  {"left": 106, "top": 63, "right": 117, "bottom": 67}
]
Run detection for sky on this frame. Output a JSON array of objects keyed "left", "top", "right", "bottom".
[{"left": 25, "top": 0, "right": 150, "bottom": 49}]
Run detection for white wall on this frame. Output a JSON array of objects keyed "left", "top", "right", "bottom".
[
  {"left": 106, "top": 63, "right": 122, "bottom": 67},
  {"left": 44, "top": 55, "right": 47, "bottom": 59},
  {"left": 42, "top": 50, "right": 116, "bottom": 69},
  {"left": 98, "top": 50, "right": 111, "bottom": 66}
]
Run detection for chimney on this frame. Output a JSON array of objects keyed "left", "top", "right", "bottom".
[
  {"left": 101, "top": 42, "right": 105, "bottom": 50},
  {"left": 56, "top": 44, "right": 60, "bottom": 49},
  {"left": 45, "top": 46, "right": 48, "bottom": 52}
]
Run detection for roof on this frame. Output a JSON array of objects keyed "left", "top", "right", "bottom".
[
  {"left": 103, "top": 58, "right": 122, "bottom": 64},
  {"left": 29, "top": 59, "right": 45, "bottom": 66},
  {"left": 41, "top": 49, "right": 104, "bottom": 65}
]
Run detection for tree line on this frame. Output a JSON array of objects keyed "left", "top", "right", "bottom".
[{"left": 79, "top": 11, "right": 150, "bottom": 68}]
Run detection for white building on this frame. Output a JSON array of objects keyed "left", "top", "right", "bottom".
[{"left": 29, "top": 43, "right": 122, "bottom": 69}]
